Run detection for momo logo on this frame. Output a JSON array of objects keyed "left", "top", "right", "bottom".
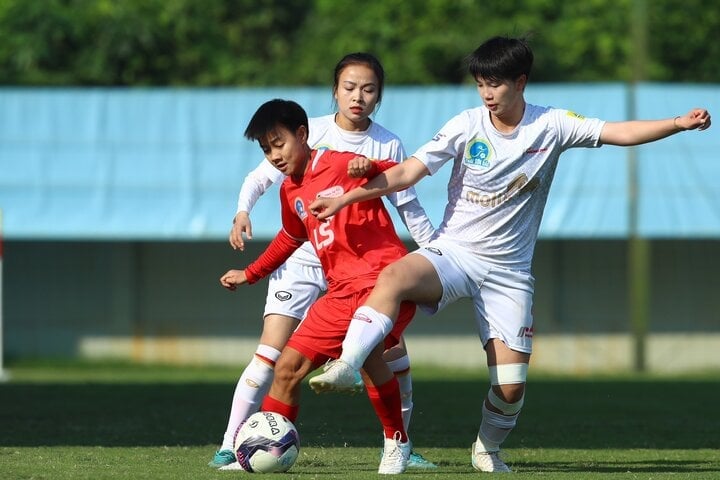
[
  {"left": 425, "top": 247, "right": 443, "bottom": 256},
  {"left": 294, "top": 198, "right": 307, "bottom": 220},
  {"left": 464, "top": 138, "right": 493, "bottom": 168},
  {"left": 465, "top": 173, "right": 539, "bottom": 208},
  {"left": 275, "top": 291, "right": 292, "bottom": 301}
]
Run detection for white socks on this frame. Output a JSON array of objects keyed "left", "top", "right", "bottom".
[
  {"left": 340, "top": 306, "right": 395, "bottom": 370},
  {"left": 387, "top": 355, "right": 413, "bottom": 433},
  {"left": 220, "top": 345, "right": 281, "bottom": 450},
  {"left": 475, "top": 402, "right": 520, "bottom": 453}
]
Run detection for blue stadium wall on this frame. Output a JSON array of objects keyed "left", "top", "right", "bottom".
[{"left": 1, "top": 84, "right": 719, "bottom": 371}]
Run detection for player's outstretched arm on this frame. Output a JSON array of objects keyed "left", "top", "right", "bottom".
[
  {"left": 230, "top": 160, "right": 285, "bottom": 251},
  {"left": 220, "top": 269, "right": 248, "bottom": 291},
  {"left": 600, "top": 108, "right": 711, "bottom": 146},
  {"left": 310, "top": 157, "right": 430, "bottom": 220}
]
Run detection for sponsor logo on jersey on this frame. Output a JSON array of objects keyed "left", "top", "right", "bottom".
[
  {"left": 464, "top": 138, "right": 493, "bottom": 168},
  {"left": 316, "top": 185, "right": 344, "bottom": 198},
  {"left": 431, "top": 132, "right": 446, "bottom": 142},
  {"left": 465, "top": 173, "right": 539, "bottom": 208},
  {"left": 294, "top": 198, "right": 307, "bottom": 220},
  {"left": 425, "top": 247, "right": 443, "bottom": 256},
  {"left": 566, "top": 110, "right": 586, "bottom": 120},
  {"left": 275, "top": 291, "right": 292, "bottom": 301},
  {"left": 525, "top": 146, "right": 549, "bottom": 154},
  {"left": 516, "top": 326, "right": 534, "bottom": 338}
]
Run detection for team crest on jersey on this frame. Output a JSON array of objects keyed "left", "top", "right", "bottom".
[
  {"left": 294, "top": 197, "right": 307, "bottom": 220},
  {"left": 316, "top": 185, "right": 345, "bottom": 198},
  {"left": 566, "top": 111, "right": 585, "bottom": 120},
  {"left": 464, "top": 138, "right": 493, "bottom": 168}
]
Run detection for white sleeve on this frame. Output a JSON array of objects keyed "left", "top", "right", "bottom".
[
  {"left": 236, "top": 160, "right": 285, "bottom": 214},
  {"left": 394, "top": 197, "right": 436, "bottom": 247}
]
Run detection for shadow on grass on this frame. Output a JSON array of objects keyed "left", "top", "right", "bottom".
[
  {"left": 515, "top": 459, "right": 720, "bottom": 475},
  {"left": 1, "top": 377, "right": 719, "bottom": 449}
]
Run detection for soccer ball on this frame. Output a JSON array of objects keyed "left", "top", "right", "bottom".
[{"left": 234, "top": 411, "right": 300, "bottom": 473}]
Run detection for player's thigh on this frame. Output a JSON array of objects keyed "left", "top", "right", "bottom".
[
  {"left": 376, "top": 253, "right": 443, "bottom": 305},
  {"left": 411, "top": 242, "right": 485, "bottom": 314},
  {"left": 258, "top": 314, "right": 300, "bottom": 351},
  {"left": 264, "top": 261, "right": 326, "bottom": 319}
]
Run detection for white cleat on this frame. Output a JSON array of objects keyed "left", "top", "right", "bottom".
[
  {"left": 309, "top": 359, "right": 363, "bottom": 394},
  {"left": 378, "top": 432, "right": 411, "bottom": 474},
  {"left": 218, "top": 461, "right": 245, "bottom": 471},
  {"left": 471, "top": 442, "right": 511, "bottom": 473}
]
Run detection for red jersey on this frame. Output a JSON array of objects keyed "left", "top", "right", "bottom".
[{"left": 246, "top": 150, "right": 408, "bottom": 296}]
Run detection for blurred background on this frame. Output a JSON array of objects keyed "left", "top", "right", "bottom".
[{"left": 1, "top": 0, "right": 718, "bottom": 374}]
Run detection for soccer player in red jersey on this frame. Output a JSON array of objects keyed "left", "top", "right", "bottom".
[{"left": 219, "top": 98, "right": 415, "bottom": 474}]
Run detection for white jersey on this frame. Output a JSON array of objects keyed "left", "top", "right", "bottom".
[
  {"left": 413, "top": 104, "right": 605, "bottom": 271},
  {"left": 237, "top": 114, "right": 434, "bottom": 266}
]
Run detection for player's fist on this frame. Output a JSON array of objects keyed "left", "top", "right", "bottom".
[
  {"left": 220, "top": 269, "right": 248, "bottom": 290},
  {"left": 348, "top": 156, "right": 373, "bottom": 178},
  {"left": 679, "top": 108, "right": 711, "bottom": 131}
]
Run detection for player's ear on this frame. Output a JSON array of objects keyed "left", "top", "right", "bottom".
[
  {"left": 515, "top": 74, "right": 528, "bottom": 92},
  {"left": 297, "top": 124, "right": 308, "bottom": 144}
]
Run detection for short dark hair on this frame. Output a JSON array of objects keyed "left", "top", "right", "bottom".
[
  {"left": 466, "top": 36, "right": 533, "bottom": 83},
  {"left": 244, "top": 99, "right": 309, "bottom": 141},
  {"left": 333, "top": 52, "right": 385, "bottom": 104}
]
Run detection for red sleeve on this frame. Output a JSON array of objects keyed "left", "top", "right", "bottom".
[{"left": 244, "top": 229, "right": 304, "bottom": 284}]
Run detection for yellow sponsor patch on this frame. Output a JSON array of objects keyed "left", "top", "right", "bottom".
[{"left": 566, "top": 110, "right": 586, "bottom": 120}]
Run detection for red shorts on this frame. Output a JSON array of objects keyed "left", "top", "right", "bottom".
[{"left": 286, "top": 287, "right": 415, "bottom": 367}]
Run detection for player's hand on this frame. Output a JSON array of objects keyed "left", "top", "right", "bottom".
[
  {"left": 309, "top": 196, "right": 344, "bottom": 221},
  {"left": 678, "top": 108, "right": 711, "bottom": 131},
  {"left": 229, "top": 212, "right": 252, "bottom": 251},
  {"left": 220, "top": 269, "right": 248, "bottom": 290},
  {"left": 348, "top": 156, "right": 373, "bottom": 178}
]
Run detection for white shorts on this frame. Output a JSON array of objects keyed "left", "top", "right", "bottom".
[
  {"left": 412, "top": 239, "right": 535, "bottom": 354},
  {"left": 264, "top": 259, "right": 327, "bottom": 320}
]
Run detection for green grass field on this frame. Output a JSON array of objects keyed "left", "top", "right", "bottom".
[{"left": 1, "top": 360, "right": 719, "bottom": 479}]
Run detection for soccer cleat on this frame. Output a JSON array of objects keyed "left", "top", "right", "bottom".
[
  {"left": 218, "top": 461, "right": 245, "bottom": 471},
  {"left": 407, "top": 450, "right": 438, "bottom": 469},
  {"left": 309, "top": 359, "right": 364, "bottom": 394},
  {"left": 207, "top": 449, "right": 236, "bottom": 468},
  {"left": 378, "top": 432, "right": 411, "bottom": 474},
  {"left": 471, "top": 442, "right": 511, "bottom": 473}
]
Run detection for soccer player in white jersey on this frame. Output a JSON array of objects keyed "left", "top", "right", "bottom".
[
  {"left": 208, "top": 52, "right": 437, "bottom": 469},
  {"left": 307, "top": 36, "right": 711, "bottom": 473}
]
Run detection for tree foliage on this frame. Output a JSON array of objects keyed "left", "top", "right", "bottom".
[{"left": 0, "top": 0, "right": 716, "bottom": 86}]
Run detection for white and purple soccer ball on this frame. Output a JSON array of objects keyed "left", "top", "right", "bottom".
[{"left": 234, "top": 411, "right": 300, "bottom": 473}]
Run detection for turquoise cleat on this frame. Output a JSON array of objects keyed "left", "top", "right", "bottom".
[{"left": 207, "top": 449, "right": 236, "bottom": 468}]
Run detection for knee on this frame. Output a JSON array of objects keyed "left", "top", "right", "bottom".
[
  {"left": 487, "top": 363, "right": 528, "bottom": 413},
  {"left": 376, "top": 263, "right": 409, "bottom": 295}
]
